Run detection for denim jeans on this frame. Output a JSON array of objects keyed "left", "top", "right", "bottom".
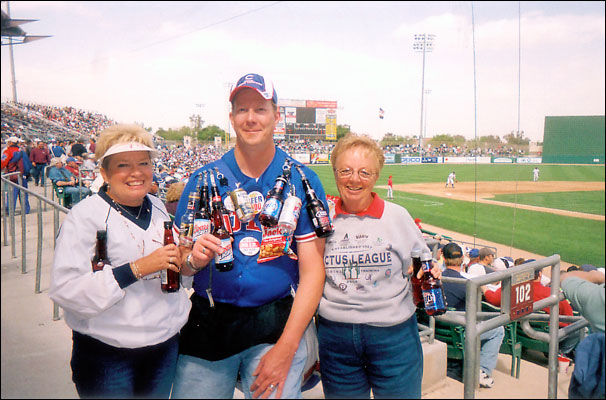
[
  {"left": 63, "top": 185, "right": 91, "bottom": 205},
  {"left": 479, "top": 326, "right": 505, "bottom": 377},
  {"left": 4, "top": 178, "right": 30, "bottom": 214},
  {"left": 32, "top": 163, "right": 47, "bottom": 185},
  {"left": 172, "top": 338, "right": 307, "bottom": 399},
  {"left": 318, "top": 314, "right": 423, "bottom": 399},
  {"left": 70, "top": 331, "right": 179, "bottom": 399}
]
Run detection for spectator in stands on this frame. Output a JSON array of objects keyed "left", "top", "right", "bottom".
[
  {"left": 164, "top": 181, "right": 185, "bottom": 216},
  {"left": 49, "top": 123, "right": 190, "bottom": 398},
  {"left": 441, "top": 242, "right": 505, "bottom": 388},
  {"left": 70, "top": 138, "right": 88, "bottom": 160},
  {"left": 29, "top": 140, "right": 52, "bottom": 186},
  {"left": 1, "top": 136, "right": 31, "bottom": 214},
  {"left": 87, "top": 137, "right": 96, "bottom": 154},
  {"left": 464, "top": 248, "right": 480, "bottom": 271},
  {"left": 482, "top": 263, "right": 581, "bottom": 355},
  {"left": 466, "top": 247, "right": 496, "bottom": 277},
  {"left": 52, "top": 141, "right": 66, "bottom": 158},
  {"left": 317, "top": 133, "right": 441, "bottom": 398},
  {"left": 559, "top": 269, "right": 605, "bottom": 334},
  {"left": 559, "top": 269, "right": 605, "bottom": 399},
  {"left": 48, "top": 158, "right": 91, "bottom": 208}
]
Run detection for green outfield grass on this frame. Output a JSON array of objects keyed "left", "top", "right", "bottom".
[
  {"left": 492, "top": 191, "right": 605, "bottom": 216},
  {"left": 310, "top": 163, "right": 605, "bottom": 267}
]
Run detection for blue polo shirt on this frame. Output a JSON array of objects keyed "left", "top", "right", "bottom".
[{"left": 174, "top": 147, "right": 330, "bottom": 307}]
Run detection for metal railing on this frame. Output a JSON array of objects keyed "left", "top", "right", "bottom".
[
  {"left": 1, "top": 173, "right": 68, "bottom": 320},
  {"left": 426, "top": 256, "right": 589, "bottom": 398}
]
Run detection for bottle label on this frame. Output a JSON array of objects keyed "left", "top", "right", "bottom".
[
  {"left": 261, "top": 198, "right": 281, "bottom": 219},
  {"left": 215, "top": 238, "right": 234, "bottom": 264},
  {"left": 160, "top": 269, "right": 168, "bottom": 285},
  {"left": 193, "top": 219, "right": 211, "bottom": 242},
  {"left": 423, "top": 288, "right": 446, "bottom": 311}
]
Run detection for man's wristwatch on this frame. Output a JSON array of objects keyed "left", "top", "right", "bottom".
[{"left": 186, "top": 253, "right": 203, "bottom": 272}]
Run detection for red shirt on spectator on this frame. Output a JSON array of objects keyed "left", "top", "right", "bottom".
[{"left": 484, "top": 281, "right": 573, "bottom": 327}]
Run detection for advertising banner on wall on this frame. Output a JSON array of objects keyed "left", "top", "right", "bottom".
[
  {"left": 385, "top": 153, "right": 396, "bottom": 164},
  {"left": 422, "top": 156, "right": 438, "bottom": 163},
  {"left": 292, "top": 153, "right": 311, "bottom": 164},
  {"left": 307, "top": 100, "right": 338, "bottom": 108},
  {"left": 326, "top": 115, "right": 337, "bottom": 141},
  {"left": 517, "top": 157, "right": 542, "bottom": 164},
  {"left": 315, "top": 108, "right": 328, "bottom": 124},
  {"left": 492, "top": 157, "right": 514, "bottom": 163},
  {"left": 444, "top": 156, "right": 492, "bottom": 164},
  {"left": 285, "top": 107, "right": 297, "bottom": 124}
]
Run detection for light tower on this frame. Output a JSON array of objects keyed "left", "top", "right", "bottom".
[{"left": 413, "top": 33, "right": 435, "bottom": 157}]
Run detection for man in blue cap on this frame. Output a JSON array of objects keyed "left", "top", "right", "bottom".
[{"left": 172, "top": 73, "right": 330, "bottom": 399}]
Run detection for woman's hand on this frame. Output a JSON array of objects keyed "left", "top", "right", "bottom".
[
  {"left": 406, "top": 259, "right": 442, "bottom": 280},
  {"left": 134, "top": 243, "right": 181, "bottom": 278}
]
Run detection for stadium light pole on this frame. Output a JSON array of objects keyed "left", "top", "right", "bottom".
[
  {"left": 413, "top": 33, "right": 435, "bottom": 157},
  {"left": 224, "top": 82, "right": 234, "bottom": 149},
  {"left": 423, "top": 89, "right": 431, "bottom": 144}
]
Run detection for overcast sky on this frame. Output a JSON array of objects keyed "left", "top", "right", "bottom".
[{"left": 2, "top": 1, "right": 604, "bottom": 143}]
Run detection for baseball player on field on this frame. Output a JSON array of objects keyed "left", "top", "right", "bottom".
[{"left": 446, "top": 171, "right": 457, "bottom": 188}]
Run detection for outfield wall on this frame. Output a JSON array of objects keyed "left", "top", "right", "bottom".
[
  {"left": 301, "top": 154, "right": 543, "bottom": 165},
  {"left": 542, "top": 115, "right": 605, "bottom": 164}
]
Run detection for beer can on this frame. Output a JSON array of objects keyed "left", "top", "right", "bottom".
[
  {"left": 230, "top": 187, "right": 255, "bottom": 223},
  {"left": 278, "top": 195, "right": 302, "bottom": 233}
]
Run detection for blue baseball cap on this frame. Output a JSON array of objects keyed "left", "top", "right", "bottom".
[
  {"left": 66, "top": 157, "right": 77, "bottom": 163},
  {"left": 229, "top": 73, "right": 278, "bottom": 104},
  {"left": 469, "top": 248, "right": 479, "bottom": 258}
]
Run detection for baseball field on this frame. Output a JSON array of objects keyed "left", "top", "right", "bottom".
[{"left": 309, "top": 163, "right": 605, "bottom": 267}]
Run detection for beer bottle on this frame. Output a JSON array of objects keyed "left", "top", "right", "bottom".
[
  {"left": 193, "top": 171, "right": 211, "bottom": 243},
  {"left": 209, "top": 171, "right": 234, "bottom": 272},
  {"left": 259, "top": 161, "right": 291, "bottom": 227},
  {"left": 161, "top": 221, "right": 180, "bottom": 292},
  {"left": 410, "top": 248, "right": 424, "bottom": 308},
  {"left": 295, "top": 165, "right": 333, "bottom": 238},
  {"left": 278, "top": 183, "right": 302, "bottom": 253},
  {"left": 178, "top": 174, "right": 202, "bottom": 249},
  {"left": 91, "top": 230, "right": 108, "bottom": 272},
  {"left": 420, "top": 251, "right": 447, "bottom": 315}
]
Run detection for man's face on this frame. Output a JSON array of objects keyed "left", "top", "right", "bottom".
[{"left": 229, "top": 88, "right": 279, "bottom": 149}]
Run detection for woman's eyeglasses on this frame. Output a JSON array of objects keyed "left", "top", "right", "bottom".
[{"left": 334, "top": 168, "right": 376, "bottom": 181}]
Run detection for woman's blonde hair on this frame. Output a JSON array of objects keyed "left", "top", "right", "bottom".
[
  {"left": 330, "top": 133, "right": 385, "bottom": 172},
  {"left": 95, "top": 124, "right": 155, "bottom": 168},
  {"left": 165, "top": 181, "right": 186, "bottom": 202}
]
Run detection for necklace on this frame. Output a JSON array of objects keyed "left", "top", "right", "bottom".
[{"left": 111, "top": 198, "right": 144, "bottom": 219}]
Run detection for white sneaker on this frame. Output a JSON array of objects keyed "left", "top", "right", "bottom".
[{"left": 479, "top": 370, "right": 494, "bottom": 388}]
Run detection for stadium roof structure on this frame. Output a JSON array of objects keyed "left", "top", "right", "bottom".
[{"left": 1, "top": 8, "right": 51, "bottom": 45}]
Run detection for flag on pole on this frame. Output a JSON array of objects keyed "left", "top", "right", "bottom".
[{"left": 379, "top": 107, "right": 384, "bottom": 119}]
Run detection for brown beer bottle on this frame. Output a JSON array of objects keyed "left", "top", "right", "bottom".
[
  {"left": 91, "top": 230, "right": 108, "bottom": 272},
  {"left": 209, "top": 172, "right": 234, "bottom": 272},
  {"left": 410, "top": 248, "right": 424, "bottom": 308},
  {"left": 161, "top": 221, "right": 180, "bottom": 292},
  {"left": 295, "top": 165, "right": 333, "bottom": 238}
]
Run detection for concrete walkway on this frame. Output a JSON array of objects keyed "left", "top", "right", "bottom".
[{"left": 1, "top": 183, "right": 574, "bottom": 399}]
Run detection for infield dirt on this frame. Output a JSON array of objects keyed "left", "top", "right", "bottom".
[{"left": 391, "top": 181, "right": 605, "bottom": 221}]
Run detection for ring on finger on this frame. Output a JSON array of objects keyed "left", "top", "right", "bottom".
[
  {"left": 268, "top": 384, "right": 276, "bottom": 391},
  {"left": 202, "top": 246, "right": 206, "bottom": 254}
]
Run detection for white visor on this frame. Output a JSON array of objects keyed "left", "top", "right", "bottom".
[{"left": 98, "top": 142, "right": 158, "bottom": 163}]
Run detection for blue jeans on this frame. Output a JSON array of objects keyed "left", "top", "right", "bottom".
[
  {"left": 32, "top": 163, "right": 47, "bottom": 185},
  {"left": 4, "top": 178, "right": 30, "bottom": 214},
  {"left": 70, "top": 331, "right": 179, "bottom": 399},
  {"left": 172, "top": 338, "right": 307, "bottom": 399},
  {"left": 479, "top": 326, "right": 505, "bottom": 377},
  {"left": 63, "top": 185, "right": 91, "bottom": 205},
  {"left": 318, "top": 314, "right": 423, "bottom": 399}
]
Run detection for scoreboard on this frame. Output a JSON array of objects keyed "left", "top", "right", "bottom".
[{"left": 276, "top": 99, "right": 337, "bottom": 141}]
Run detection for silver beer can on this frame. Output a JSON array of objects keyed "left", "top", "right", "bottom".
[{"left": 230, "top": 187, "right": 255, "bottom": 223}]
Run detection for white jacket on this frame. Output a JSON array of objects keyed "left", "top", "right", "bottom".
[{"left": 49, "top": 193, "right": 191, "bottom": 348}]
